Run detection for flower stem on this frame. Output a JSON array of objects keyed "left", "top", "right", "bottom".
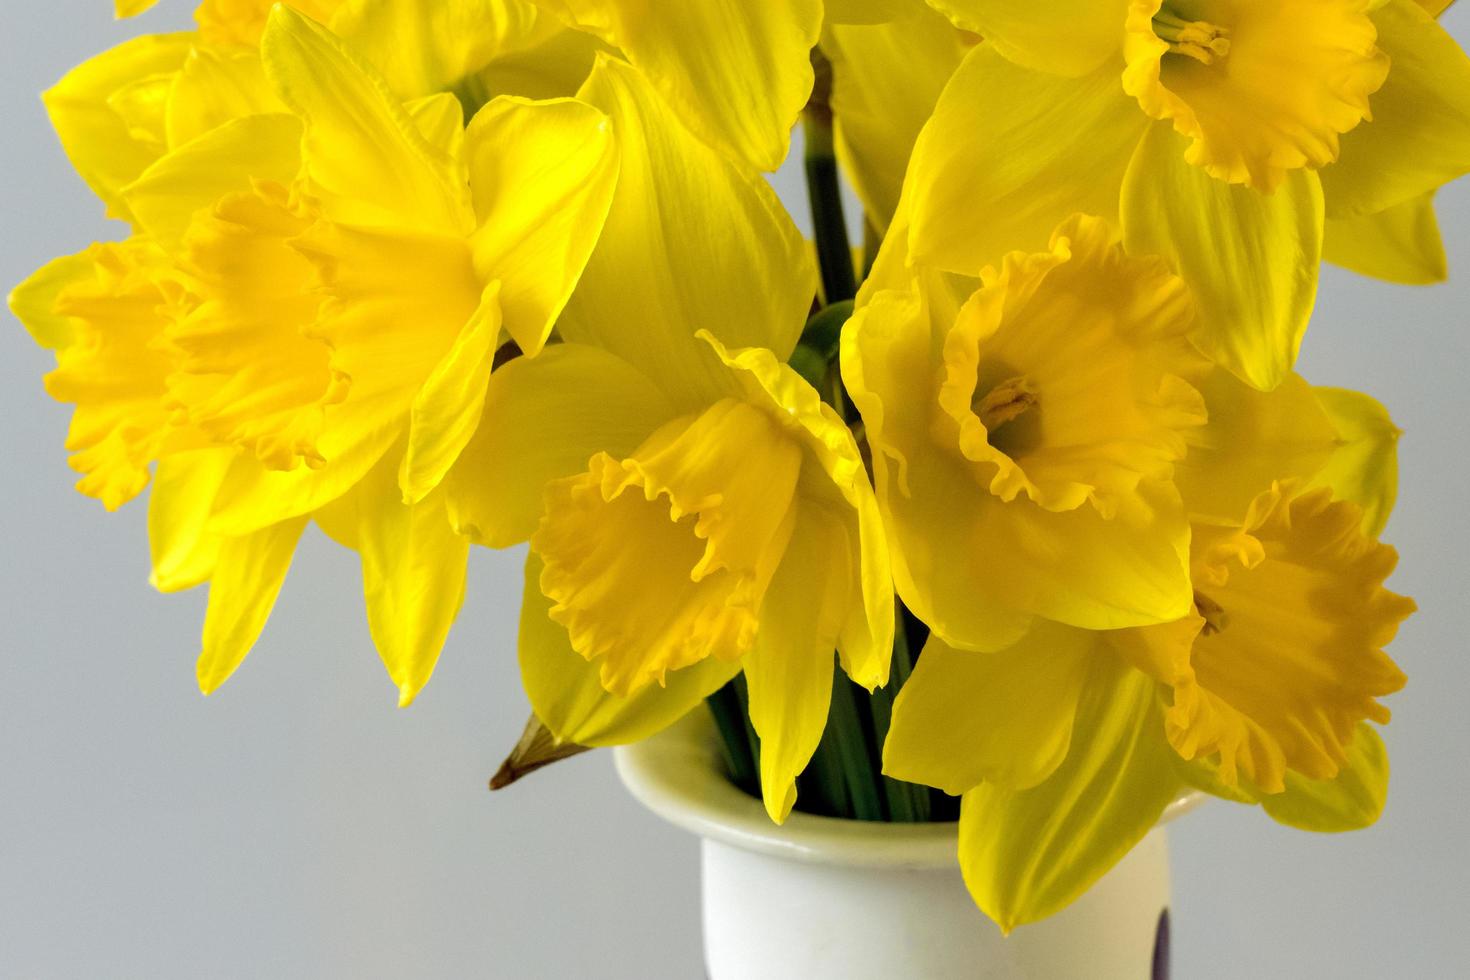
[
  {"left": 706, "top": 678, "right": 759, "bottom": 797},
  {"left": 804, "top": 51, "right": 857, "bottom": 306},
  {"left": 868, "top": 603, "right": 930, "bottom": 822}
]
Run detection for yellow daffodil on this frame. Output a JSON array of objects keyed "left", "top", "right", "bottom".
[
  {"left": 886, "top": 481, "right": 1411, "bottom": 930},
  {"left": 523, "top": 0, "right": 823, "bottom": 171},
  {"left": 844, "top": 213, "right": 1206, "bottom": 652},
  {"left": 445, "top": 55, "right": 893, "bottom": 824},
  {"left": 12, "top": 6, "right": 619, "bottom": 705},
  {"left": 880, "top": 323, "right": 1413, "bottom": 927},
  {"left": 72, "top": 0, "right": 596, "bottom": 223},
  {"left": 911, "top": 0, "right": 1470, "bottom": 389}
]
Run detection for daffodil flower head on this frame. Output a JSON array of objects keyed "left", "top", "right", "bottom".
[
  {"left": 1123, "top": 0, "right": 1391, "bottom": 191},
  {"left": 885, "top": 476, "right": 1411, "bottom": 929},
  {"left": 13, "top": 5, "right": 620, "bottom": 708},
  {"left": 1118, "top": 481, "right": 1413, "bottom": 794},
  {"left": 846, "top": 213, "right": 1205, "bottom": 651},
  {"left": 935, "top": 215, "right": 1208, "bottom": 518},
  {"left": 534, "top": 397, "right": 803, "bottom": 697}
]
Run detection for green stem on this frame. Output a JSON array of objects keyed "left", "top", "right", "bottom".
[
  {"left": 824, "top": 665, "right": 888, "bottom": 821},
  {"left": 705, "top": 679, "right": 758, "bottom": 796},
  {"left": 869, "top": 603, "right": 930, "bottom": 822},
  {"left": 803, "top": 53, "right": 857, "bottom": 306}
]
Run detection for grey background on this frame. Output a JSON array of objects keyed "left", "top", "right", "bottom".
[{"left": 2, "top": 2, "right": 1466, "bottom": 977}]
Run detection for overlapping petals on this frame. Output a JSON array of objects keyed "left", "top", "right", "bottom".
[
  {"left": 910, "top": 0, "right": 1470, "bottom": 389},
  {"left": 845, "top": 214, "right": 1202, "bottom": 650},
  {"left": 526, "top": 0, "right": 822, "bottom": 171},
  {"left": 13, "top": 5, "right": 618, "bottom": 704},
  {"left": 448, "top": 54, "right": 889, "bottom": 823}
]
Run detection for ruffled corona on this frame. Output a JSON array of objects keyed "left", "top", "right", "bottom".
[
  {"left": 937, "top": 214, "right": 1207, "bottom": 517},
  {"left": 1123, "top": 0, "right": 1390, "bottom": 191},
  {"left": 166, "top": 182, "right": 344, "bottom": 471},
  {"left": 1114, "top": 482, "right": 1413, "bottom": 792},
  {"left": 845, "top": 213, "right": 1203, "bottom": 648},
  {"left": 41, "top": 240, "right": 195, "bottom": 510},
  {"left": 534, "top": 399, "right": 804, "bottom": 697}
]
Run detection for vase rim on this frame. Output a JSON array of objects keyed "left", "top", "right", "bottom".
[{"left": 613, "top": 712, "right": 1205, "bottom": 870}]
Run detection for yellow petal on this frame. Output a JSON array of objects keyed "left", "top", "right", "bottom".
[
  {"left": 469, "top": 18, "right": 607, "bottom": 102},
  {"left": 533, "top": 399, "right": 803, "bottom": 696},
  {"left": 9, "top": 252, "right": 92, "bottom": 350},
  {"left": 823, "top": 5, "right": 970, "bottom": 232},
  {"left": 260, "top": 5, "right": 470, "bottom": 234},
  {"left": 330, "top": 0, "right": 547, "bottom": 100},
  {"left": 164, "top": 47, "right": 283, "bottom": 149},
  {"left": 1260, "top": 723, "right": 1390, "bottom": 832},
  {"left": 518, "top": 554, "right": 741, "bottom": 745},
  {"left": 205, "top": 393, "right": 405, "bottom": 536},
  {"left": 1309, "top": 387, "right": 1402, "bottom": 537},
  {"left": 1323, "top": 0, "right": 1470, "bottom": 218},
  {"left": 150, "top": 449, "right": 234, "bottom": 593},
  {"left": 465, "top": 95, "right": 618, "bottom": 356},
  {"left": 707, "top": 335, "right": 893, "bottom": 690},
  {"left": 107, "top": 70, "right": 175, "bottom": 151},
  {"left": 529, "top": 0, "right": 822, "bottom": 171},
  {"left": 559, "top": 55, "right": 815, "bottom": 408},
  {"left": 195, "top": 0, "right": 346, "bottom": 47},
  {"left": 445, "top": 343, "right": 678, "bottom": 548},
  {"left": 43, "top": 32, "right": 195, "bottom": 218},
  {"left": 405, "top": 92, "right": 466, "bottom": 158},
  {"left": 957, "top": 657, "right": 1181, "bottom": 931},
  {"left": 1122, "top": 0, "right": 1388, "bottom": 192},
  {"left": 320, "top": 456, "right": 470, "bottom": 706},
  {"left": 1121, "top": 122, "right": 1324, "bottom": 391},
  {"left": 884, "top": 624, "right": 1095, "bottom": 796},
  {"left": 122, "top": 113, "right": 304, "bottom": 253},
  {"left": 196, "top": 516, "right": 310, "bottom": 695},
  {"left": 397, "top": 283, "right": 503, "bottom": 505},
  {"left": 1324, "top": 191, "right": 1448, "bottom": 285},
  {"left": 1176, "top": 369, "right": 1339, "bottom": 525},
  {"left": 292, "top": 220, "right": 483, "bottom": 423},
  {"left": 117, "top": 0, "right": 161, "bottom": 16},
  {"left": 926, "top": 0, "right": 1128, "bottom": 76},
  {"left": 826, "top": 0, "right": 898, "bottom": 24},
  {"left": 908, "top": 47, "right": 1149, "bottom": 274},
  {"left": 743, "top": 504, "right": 849, "bottom": 823}
]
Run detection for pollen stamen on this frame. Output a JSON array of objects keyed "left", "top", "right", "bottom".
[
  {"left": 1194, "top": 590, "right": 1230, "bottom": 636},
  {"left": 974, "top": 376, "right": 1038, "bottom": 433},
  {"left": 1153, "top": 9, "right": 1231, "bottom": 65}
]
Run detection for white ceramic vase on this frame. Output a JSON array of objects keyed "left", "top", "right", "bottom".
[{"left": 615, "top": 713, "right": 1201, "bottom": 980}]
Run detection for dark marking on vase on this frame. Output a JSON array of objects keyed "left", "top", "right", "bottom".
[{"left": 1152, "top": 907, "right": 1171, "bottom": 980}]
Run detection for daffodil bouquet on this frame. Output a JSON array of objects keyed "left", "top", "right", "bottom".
[{"left": 12, "top": 0, "right": 1465, "bottom": 935}]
